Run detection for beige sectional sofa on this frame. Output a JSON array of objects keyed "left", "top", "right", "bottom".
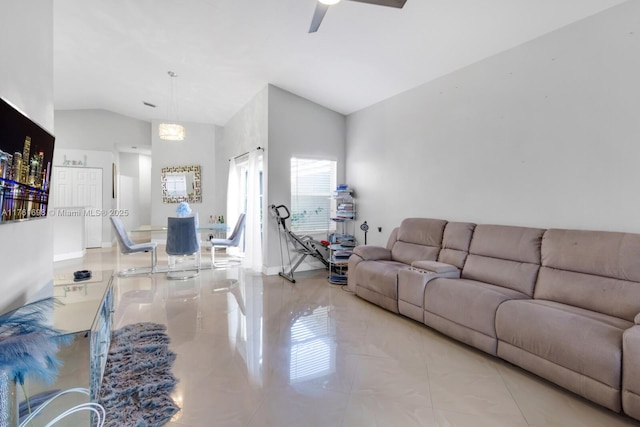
[{"left": 347, "top": 218, "right": 640, "bottom": 420}]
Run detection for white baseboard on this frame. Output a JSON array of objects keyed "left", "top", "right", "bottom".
[
  {"left": 53, "top": 249, "right": 86, "bottom": 262},
  {"left": 264, "top": 265, "right": 281, "bottom": 276}
]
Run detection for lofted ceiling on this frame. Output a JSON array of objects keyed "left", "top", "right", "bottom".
[{"left": 53, "top": 0, "right": 626, "bottom": 127}]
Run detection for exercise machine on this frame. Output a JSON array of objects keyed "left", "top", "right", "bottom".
[{"left": 271, "top": 204, "right": 329, "bottom": 283}]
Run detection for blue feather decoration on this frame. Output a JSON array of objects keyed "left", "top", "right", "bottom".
[{"left": 0, "top": 297, "right": 72, "bottom": 386}]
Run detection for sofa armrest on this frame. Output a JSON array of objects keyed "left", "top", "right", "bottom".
[
  {"left": 411, "top": 260, "right": 459, "bottom": 274},
  {"left": 352, "top": 245, "right": 392, "bottom": 261},
  {"left": 635, "top": 313, "right": 640, "bottom": 325}
]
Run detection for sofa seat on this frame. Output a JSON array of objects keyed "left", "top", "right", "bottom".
[
  {"left": 423, "top": 278, "right": 529, "bottom": 355},
  {"left": 497, "top": 299, "right": 632, "bottom": 412},
  {"left": 623, "top": 325, "right": 640, "bottom": 419},
  {"left": 355, "top": 260, "right": 411, "bottom": 313}
]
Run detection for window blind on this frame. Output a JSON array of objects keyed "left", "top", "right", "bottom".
[{"left": 290, "top": 158, "right": 336, "bottom": 233}]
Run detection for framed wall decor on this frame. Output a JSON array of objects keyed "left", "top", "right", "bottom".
[
  {"left": 161, "top": 165, "right": 201, "bottom": 203},
  {"left": 0, "top": 97, "right": 56, "bottom": 223}
]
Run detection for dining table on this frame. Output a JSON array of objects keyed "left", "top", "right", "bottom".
[{"left": 131, "top": 223, "right": 229, "bottom": 233}]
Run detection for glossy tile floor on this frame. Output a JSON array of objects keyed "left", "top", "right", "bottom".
[{"left": 54, "top": 247, "right": 640, "bottom": 427}]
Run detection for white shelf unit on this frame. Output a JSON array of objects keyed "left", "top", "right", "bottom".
[{"left": 328, "top": 188, "right": 356, "bottom": 284}]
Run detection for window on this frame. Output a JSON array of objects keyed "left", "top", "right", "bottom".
[{"left": 290, "top": 158, "right": 336, "bottom": 233}]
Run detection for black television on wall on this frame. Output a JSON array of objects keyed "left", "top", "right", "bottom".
[{"left": 0, "top": 96, "right": 55, "bottom": 223}]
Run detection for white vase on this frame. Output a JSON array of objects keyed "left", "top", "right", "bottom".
[{"left": 0, "top": 371, "right": 17, "bottom": 427}]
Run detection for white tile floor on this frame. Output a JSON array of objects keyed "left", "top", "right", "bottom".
[{"left": 54, "top": 247, "right": 640, "bottom": 427}]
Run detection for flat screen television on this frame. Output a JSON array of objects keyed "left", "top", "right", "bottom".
[{"left": 0, "top": 97, "right": 55, "bottom": 223}]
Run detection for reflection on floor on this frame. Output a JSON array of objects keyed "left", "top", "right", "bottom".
[{"left": 52, "top": 247, "right": 639, "bottom": 427}]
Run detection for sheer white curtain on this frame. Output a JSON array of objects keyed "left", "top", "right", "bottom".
[
  {"left": 226, "top": 157, "right": 240, "bottom": 243},
  {"left": 226, "top": 151, "right": 263, "bottom": 271},
  {"left": 244, "top": 151, "right": 263, "bottom": 271}
]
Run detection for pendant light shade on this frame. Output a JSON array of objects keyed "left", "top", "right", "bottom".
[
  {"left": 159, "top": 71, "right": 185, "bottom": 141},
  {"left": 158, "top": 123, "right": 185, "bottom": 141}
]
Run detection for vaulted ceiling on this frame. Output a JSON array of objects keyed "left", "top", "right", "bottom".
[{"left": 53, "top": 0, "right": 626, "bottom": 126}]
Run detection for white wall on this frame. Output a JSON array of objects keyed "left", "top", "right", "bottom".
[
  {"left": 54, "top": 109, "right": 150, "bottom": 151},
  {"left": 266, "top": 85, "right": 346, "bottom": 272},
  {"left": 52, "top": 208, "right": 85, "bottom": 261},
  {"left": 139, "top": 154, "right": 152, "bottom": 226},
  {"left": 0, "top": 1, "right": 54, "bottom": 313},
  {"left": 347, "top": 1, "right": 640, "bottom": 247},
  {"left": 118, "top": 152, "right": 151, "bottom": 231},
  {"left": 151, "top": 120, "right": 219, "bottom": 227}
]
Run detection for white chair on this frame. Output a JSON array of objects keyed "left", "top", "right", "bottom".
[
  {"left": 210, "top": 213, "right": 246, "bottom": 267},
  {"left": 166, "top": 216, "right": 201, "bottom": 279},
  {"left": 110, "top": 216, "right": 157, "bottom": 276}
]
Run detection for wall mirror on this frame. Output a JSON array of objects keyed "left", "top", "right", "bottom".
[{"left": 161, "top": 165, "right": 201, "bottom": 203}]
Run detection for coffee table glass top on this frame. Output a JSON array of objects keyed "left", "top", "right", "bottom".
[{"left": 53, "top": 270, "right": 113, "bottom": 334}]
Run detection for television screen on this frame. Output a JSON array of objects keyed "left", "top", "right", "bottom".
[{"left": 0, "top": 97, "right": 55, "bottom": 223}]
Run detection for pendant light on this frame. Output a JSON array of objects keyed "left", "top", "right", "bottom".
[{"left": 158, "top": 71, "right": 185, "bottom": 141}]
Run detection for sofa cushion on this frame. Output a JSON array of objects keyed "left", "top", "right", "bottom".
[
  {"left": 469, "top": 224, "right": 544, "bottom": 264},
  {"left": 355, "top": 260, "right": 409, "bottom": 301},
  {"left": 352, "top": 245, "right": 391, "bottom": 261},
  {"left": 390, "top": 218, "right": 447, "bottom": 265},
  {"left": 463, "top": 255, "right": 541, "bottom": 297},
  {"left": 396, "top": 218, "right": 447, "bottom": 246},
  {"left": 462, "top": 224, "right": 545, "bottom": 296},
  {"left": 623, "top": 326, "right": 640, "bottom": 419},
  {"left": 536, "top": 268, "right": 640, "bottom": 322},
  {"left": 391, "top": 241, "right": 440, "bottom": 266},
  {"left": 542, "top": 229, "right": 640, "bottom": 281},
  {"left": 424, "top": 278, "right": 529, "bottom": 342},
  {"left": 438, "top": 221, "right": 476, "bottom": 269},
  {"left": 535, "top": 229, "right": 640, "bottom": 321},
  {"left": 496, "top": 299, "right": 631, "bottom": 388}
]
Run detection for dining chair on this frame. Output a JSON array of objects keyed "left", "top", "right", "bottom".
[
  {"left": 166, "top": 216, "right": 201, "bottom": 279},
  {"left": 210, "top": 213, "right": 246, "bottom": 267},
  {"left": 110, "top": 216, "right": 158, "bottom": 276}
]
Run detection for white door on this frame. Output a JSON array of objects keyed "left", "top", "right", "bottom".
[
  {"left": 53, "top": 167, "right": 73, "bottom": 206},
  {"left": 75, "top": 168, "right": 103, "bottom": 248},
  {"left": 53, "top": 166, "right": 103, "bottom": 248}
]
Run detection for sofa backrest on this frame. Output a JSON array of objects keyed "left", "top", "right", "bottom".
[
  {"left": 437, "top": 222, "right": 476, "bottom": 269},
  {"left": 390, "top": 218, "right": 447, "bottom": 265},
  {"left": 462, "top": 224, "right": 545, "bottom": 296},
  {"left": 535, "top": 229, "right": 640, "bottom": 321}
]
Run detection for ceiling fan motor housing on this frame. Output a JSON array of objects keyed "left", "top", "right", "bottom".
[{"left": 309, "top": 0, "right": 408, "bottom": 33}]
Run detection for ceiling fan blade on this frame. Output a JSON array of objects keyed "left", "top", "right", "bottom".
[
  {"left": 309, "top": 3, "right": 330, "bottom": 33},
  {"left": 346, "top": 0, "right": 407, "bottom": 8}
]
